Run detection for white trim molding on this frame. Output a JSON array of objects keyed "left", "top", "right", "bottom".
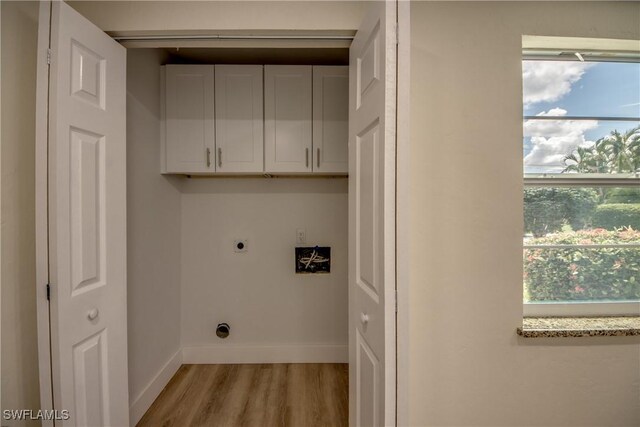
[
  {"left": 395, "top": 0, "right": 411, "bottom": 426},
  {"left": 35, "top": 3, "right": 54, "bottom": 424},
  {"left": 129, "top": 349, "right": 183, "bottom": 426},
  {"left": 182, "top": 344, "right": 348, "bottom": 364}
]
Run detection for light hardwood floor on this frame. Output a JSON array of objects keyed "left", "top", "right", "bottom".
[{"left": 137, "top": 364, "right": 349, "bottom": 427}]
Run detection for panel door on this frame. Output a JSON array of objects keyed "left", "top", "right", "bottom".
[
  {"left": 264, "top": 65, "right": 312, "bottom": 173},
  {"left": 47, "top": 1, "right": 129, "bottom": 425},
  {"left": 165, "top": 65, "right": 215, "bottom": 173},
  {"left": 349, "top": 1, "right": 397, "bottom": 426},
  {"left": 313, "top": 66, "right": 349, "bottom": 174},
  {"left": 215, "top": 65, "right": 264, "bottom": 173}
]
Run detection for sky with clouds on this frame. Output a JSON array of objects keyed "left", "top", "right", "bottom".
[{"left": 522, "top": 60, "right": 640, "bottom": 173}]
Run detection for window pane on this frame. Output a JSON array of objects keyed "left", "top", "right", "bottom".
[
  {"left": 523, "top": 186, "right": 640, "bottom": 303},
  {"left": 523, "top": 61, "right": 640, "bottom": 118},
  {"left": 523, "top": 120, "right": 640, "bottom": 174}
]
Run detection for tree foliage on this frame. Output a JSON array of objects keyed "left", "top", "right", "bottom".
[{"left": 563, "top": 126, "right": 640, "bottom": 174}]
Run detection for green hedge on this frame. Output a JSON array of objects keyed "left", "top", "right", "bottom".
[
  {"left": 592, "top": 204, "right": 640, "bottom": 230},
  {"left": 524, "top": 228, "right": 640, "bottom": 302},
  {"left": 605, "top": 187, "right": 640, "bottom": 204}
]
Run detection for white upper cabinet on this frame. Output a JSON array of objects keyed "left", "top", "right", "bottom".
[
  {"left": 214, "top": 65, "right": 264, "bottom": 173},
  {"left": 313, "top": 66, "right": 349, "bottom": 174},
  {"left": 162, "top": 63, "right": 348, "bottom": 176},
  {"left": 164, "top": 65, "right": 215, "bottom": 173},
  {"left": 264, "top": 65, "right": 313, "bottom": 173}
]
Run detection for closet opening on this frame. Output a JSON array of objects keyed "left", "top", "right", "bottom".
[{"left": 127, "top": 44, "right": 350, "bottom": 426}]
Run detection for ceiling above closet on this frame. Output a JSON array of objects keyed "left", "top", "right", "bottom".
[{"left": 162, "top": 47, "right": 349, "bottom": 65}]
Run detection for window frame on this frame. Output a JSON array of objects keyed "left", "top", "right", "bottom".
[{"left": 522, "top": 52, "right": 640, "bottom": 317}]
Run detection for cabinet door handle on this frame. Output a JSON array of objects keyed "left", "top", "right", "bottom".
[
  {"left": 317, "top": 148, "right": 320, "bottom": 168},
  {"left": 305, "top": 148, "right": 309, "bottom": 168},
  {"left": 206, "top": 148, "right": 211, "bottom": 168},
  {"left": 218, "top": 148, "right": 222, "bottom": 168}
]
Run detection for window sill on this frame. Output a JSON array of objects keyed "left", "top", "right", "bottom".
[{"left": 517, "top": 316, "right": 640, "bottom": 338}]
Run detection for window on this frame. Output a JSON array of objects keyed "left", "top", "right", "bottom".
[{"left": 522, "top": 48, "right": 640, "bottom": 317}]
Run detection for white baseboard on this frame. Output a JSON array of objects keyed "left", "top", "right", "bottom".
[
  {"left": 129, "top": 349, "right": 183, "bottom": 426},
  {"left": 182, "top": 344, "right": 348, "bottom": 364}
]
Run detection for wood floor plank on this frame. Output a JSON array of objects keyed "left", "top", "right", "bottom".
[{"left": 137, "top": 364, "right": 348, "bottom": 427}]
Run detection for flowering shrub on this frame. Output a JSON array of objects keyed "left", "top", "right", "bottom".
[{"left": 524, "top": 228, "right": 640, "bottom": 302}]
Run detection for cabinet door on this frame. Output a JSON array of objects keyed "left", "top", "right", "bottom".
[
  {"left": 165, "top": 65, "right": 215, "bottom": 173},
  {"left": 264, "top": 65, "right": 312, "bottom": 173},
  {"left": 215, "top": 65, "right": 264, "bottom": 173},
  {"left": 313, "top": 66, "right": 349, "bottom": 173}
]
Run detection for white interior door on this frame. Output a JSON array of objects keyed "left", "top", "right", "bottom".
[
  {"left": 349, "top": 1, "right": 397, "bottom": 426},
  {"left": 47, "top": 2, "right": 129, "bottom": 425}
]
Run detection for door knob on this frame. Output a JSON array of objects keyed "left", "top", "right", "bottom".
[
  {"left": 87, "top": 308, "right": 99, "bottom": 321},
  {"left": 360, "top": 313, "right": 369, "bottom": 324}
]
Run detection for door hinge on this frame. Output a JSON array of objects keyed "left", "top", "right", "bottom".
[
  {"left": 395, "top": 290, "right": 398, "bottom": 313},
  {"left": 46, "top": 49, "right": 52, "bottom": 65},
  {"left": 46, "top": 284, "right": 51, "bottom": 301},
  {"left": 395, "top": 23, "right": 399, "bottom": 46}
]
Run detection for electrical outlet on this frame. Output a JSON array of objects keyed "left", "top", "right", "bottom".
[
  {"left": 296, "top": 228, "right": 306, "bottom": 244},
  {"left": 234, "top": 240, "right": 248, "bottom": 252}
]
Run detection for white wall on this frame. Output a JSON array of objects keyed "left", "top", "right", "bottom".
[
  {"left": 67, "top": 0, "right": 365, "bottom": 32},
  {"left": 7, "top": 1, "right": 640, "bottom": 425},
  {"left": 180, "top": 178, "right": 348, "bottom": 361},
  {"left": 126, "top": 49, "right": 183, "bottom": 411},
  {"left": 0, "top": 2, "right": 41, "bottom": 425},
  {"left": 409, "top": 2, "right": 640, "bottom": 426}
]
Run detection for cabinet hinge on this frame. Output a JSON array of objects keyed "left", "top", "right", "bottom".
[
  {"left": 46, "top": 283, "right": 51, "bottom": 301},
  {"left": 46, "top": 49, "right": 52, "bottom": 65}
]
